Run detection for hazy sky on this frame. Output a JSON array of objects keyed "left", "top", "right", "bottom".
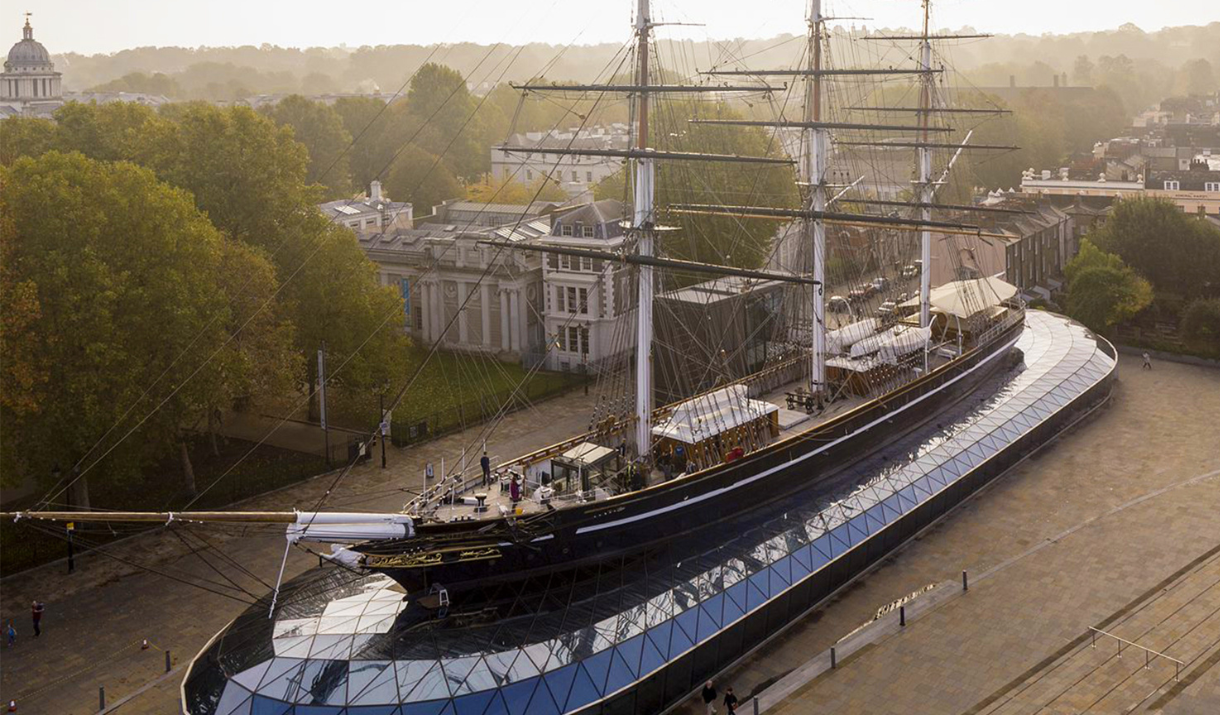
[{"left": 6, "top": 0, "right": 1216, "bottom": 55}]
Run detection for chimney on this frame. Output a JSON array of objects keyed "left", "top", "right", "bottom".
[
  {"left": 370, "top": 180, "right": 383, "bottom": 202},
  {"left": 1009, "top": 75, "right": 1016, "bottom": 88}
]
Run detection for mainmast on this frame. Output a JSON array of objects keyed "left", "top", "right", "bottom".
[
  {"left": 806, "top": 0, "right": 828, "bottom": 397},
  {"left": 633, "top": 0, "right": 655, "bottom": 456},
  {"left": 917, "top": 0, "right": 934, "bottom": 328}
]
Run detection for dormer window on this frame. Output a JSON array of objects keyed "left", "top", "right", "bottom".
[
  {"left": 1206, "top": 182, "right": 1220, "bottom": 192},
  {"left": 561, "top": 224, "right": 574, "bottom": 236},
  {"left": 1163, "top": 180, "right": 1180, "bottom": 190},
  {"left": 581, "top": 225, "right": 595, "bottom": 238}
]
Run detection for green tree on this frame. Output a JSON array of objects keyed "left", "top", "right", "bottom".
[
  {"left": 333, "top": 96, "right": 395, "bottom": 190},
  {"left": 0, "top": 116, "right": 57, "bottom": 166},
  {"left": 1088, "top": 197, "right": 1220, "bottom": 298},
  {"left": 1178, "top": 59, "right": 1217, "bottom": 96},
  {"left": 1072, "top": 55, "right": 1095, "bottom": 86},
  {"left": 1064, "top": 240, "right": 1153, "bottom": 332},
  {"left": 404, "top": 63, "right": 486, "bottom": 180},
  {"left": 281, "top": 216, "right": 411, "bottom": 419},
  {"left": 384, "top": 145, "right": 465, "bottom": 217},
  {"left": 595, "top": 99, "right": 798, "bottom": 269},
  {"left": 52, "top": 100, "right": 170, "bottom": 164},
  {"left": 0, "top": 152, "right": 233, "bottom": 494},
  {"left": 148, "top": 102, "right": 315, "bottom": 250},
  {"left": 263, "top": 95, "right": 355, "bottom": 199},
  {"left": 90, "top": 71, "right": 181, "bottom": 97},
  {"left": 466, "top": 173, "right": 567, "bottom": 205},
  {"left": 1180, "top": 298, "right": 1220, "bottom": 354}
]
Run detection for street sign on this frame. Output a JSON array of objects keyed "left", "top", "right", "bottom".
[{"left": 379, "top": 421, "right": 389, "bottom": 436}]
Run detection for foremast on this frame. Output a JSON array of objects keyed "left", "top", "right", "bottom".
[{"left": 633, "top": 0, "right": 656, "bottom": 456}]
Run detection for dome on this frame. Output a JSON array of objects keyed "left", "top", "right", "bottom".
[{"left": 6, "top": 20, "right": 53, "bottom": 70}]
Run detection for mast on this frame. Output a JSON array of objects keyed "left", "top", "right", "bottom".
[
  {"left": 806, "top": 0, "right": 827, "bottom": 396},
  {"left": 634, "top": 0, "right": 655, "bottom": 456},
  {"left": 917, "top": 0, "right": 934, "bottom": 328}
]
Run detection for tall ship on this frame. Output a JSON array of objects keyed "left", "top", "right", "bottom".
[{"left": 8, "top": 0, "right": 1026, "bottom": 611}]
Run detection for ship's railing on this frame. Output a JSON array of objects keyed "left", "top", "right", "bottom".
[{"left": 977, "top": 305, "right": 1025, "bottom": 346}]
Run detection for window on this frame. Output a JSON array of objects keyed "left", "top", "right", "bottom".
[
  {"left": 560, "top": 255, "right": 572, "bottom": 271},
  {"left": 578, "top": 287, "right": 589, "bottom": 315},
  {"left": 574, "top": 223, "right": 584, "bottom": 236},
  {"left": 566, "top": 286, "right": 578, "bottom": 313},
  {"left": 580, "top": 326, "right": 590, "bottom": 355},
  {"left": 561, "top": 224, "right": 574, "bottom": 237},
  {"left": 568, "top": 326, "right": 581, "bottom": 354},
  {"left": 579, "top": 257, "right": 592, "bottom": 272},
  {"left": 587, "top": 171, "right": 594, "bottom": 182},
  {"left": 572, "top": 171, "right": 578, "bottom": 182},
  {"left": 1206, "top": 182, "right": 1220, "bottom": 192},
  {"left": 1163, "top": 180, "right": 1180, "bottom": 190},
  {"left": 581, "top": 225, "right": 595, "bottom": 238}
]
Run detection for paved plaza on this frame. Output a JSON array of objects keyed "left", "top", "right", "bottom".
[
  {"left": 1, "top": 355, "right": 1218, "bottom": 714},
  {"left": 678, "top": 355, "right": 1220, "bottom": 715}
]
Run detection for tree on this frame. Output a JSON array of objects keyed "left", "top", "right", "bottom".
[
  {"left": 52, "top": 100, "right": 171, "bottom": 164},
  {"left": 1087, "top": 197, "right": 1220, "bottom": 299},
  {"left": 90, "top": 71, "right": 181, "bottom": 97},
  {"left": 0, "top": 152, "right": 234, "bottom": 494},
  {"left": 384, "top": 146, "right": 465, "bottom": 218},
  {"left": 333, "top": 96, "right": 395, "bottom": 191},
  {"left": 465, "top": 173, "right": 567, "bottom": 205},
  {"left": 1063, "top": 240, "right": 1153, "bottom": 332},
  {"left": 1072, "top": 55, "right": 1095, "bottom": 86},
  {"left": 0, "top": 116, "right": 57, "bottom": 166},
  {"left": 595, "top": 99, "right": 798, "bottom": 270},
  {"left": 1180, "top": 298, "right": 1220, "bottom": 354},
  {"left": 264, "top": 95, "right": 355, "bottom": 199},
  {"left": 404, "top": 63, "right": 486, "bottom": 180},
  {"left": 1178, "top": 59, "right": 1217, "bottom": 96},
  {"left": 280, "top": 215, "right": 411, "bottom": 420},
  {"left": 148, "top": 102, "right": 315, "bottom": 251}
]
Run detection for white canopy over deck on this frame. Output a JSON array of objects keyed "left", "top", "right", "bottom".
[
  {"left": 652, "top": 384, "right": 779, "bottom": 445},
  {"left": 900, "top": 277, "right": 1019, "bottom": 320}
]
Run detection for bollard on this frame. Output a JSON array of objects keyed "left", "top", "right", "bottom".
[
  {"left": 141, "top": 638, "right": 149, "bottom": 650},
  {"left": 962, "top": 570, "right": 969, "bottom": 592},
  {"left": 830, "top": 646, "right": 837, "bottom": 669},
  {"left": 900, "top": 605, "right": 906, "bottom": 627},
  {"left": 99, "top": 687, "right": 105, "bottom": 711},
  {"left": 166, "top": 650, "right": 172, "bottom": 673},
  {"left": 753, "top": 696, "right": 760, "bottom": 715}
]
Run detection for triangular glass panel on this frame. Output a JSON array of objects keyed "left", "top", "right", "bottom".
[
  {"left": 564, "top": 664, "right": 604, "bottom": 711},
  {"left": 453, "top": 690, "right": 495, "bottom": 715},
  {"left": 250, "top": 696, "right": 293, "bottom": 715},
  {"left": 640, "top": 634, "right": 667, "bottom": 677},
  {"left": 500, "top": 678, "right": 539, "bottom": 715},
  {"left": 604, "top": 648, "right": 637, "bottom": 694},
  {"left": 541, "top": 665, "right": 576, "bottom": 714}
]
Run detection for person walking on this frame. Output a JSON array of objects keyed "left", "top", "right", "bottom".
[
  {"left": 480, "top": 452, "right": 491, "bottom": 487},
  {"left": 1142, "top": 352, "right": 1152, "bottom": 370},
  {"left": 723, "top": 686, "right": 739, "bottom": 714},
  {"left": 5, "top": 621, "right": 15, "bottom": 647},
  {"left": 700, "top": 681, "right": 717, "bottom": 714},
  {"left": 31, "top": 601, "right": 44, "bottom": 637}
]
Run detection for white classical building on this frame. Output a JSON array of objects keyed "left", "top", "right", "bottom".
[
  {"left": 490, "top": 125, "right": 629, "bottom": 197},
  {"left": 1, "top": 18, "right": 62, "bottom": 118},
  {"left": 539, "top": 200, "right": 634, "bottom": 372}
]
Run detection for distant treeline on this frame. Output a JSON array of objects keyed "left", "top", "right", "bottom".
[{"left": 58, "top": 22, "right": 1219, "bottom": 108}]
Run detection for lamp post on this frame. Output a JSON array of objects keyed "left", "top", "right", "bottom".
[{"left": 379, "top": 389, "right": 388, "bottom": 470}]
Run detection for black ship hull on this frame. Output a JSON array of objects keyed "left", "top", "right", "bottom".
[{"left": 363, "top": 319, "right": 1025, "bottom": 596}]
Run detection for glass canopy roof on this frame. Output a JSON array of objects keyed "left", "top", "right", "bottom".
[{"left": 184, "top": 310, "right": 1115, "bottom": 715}]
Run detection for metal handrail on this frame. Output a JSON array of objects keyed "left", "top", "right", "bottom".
[{"left": 1089, "top": 626, "right": 1183, "bottom": 680}]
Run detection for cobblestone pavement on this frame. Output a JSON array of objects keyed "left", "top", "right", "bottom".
[
  {"left": 675, "top": 356, "right": 1220, "bottom": 715},
  {"left": 0, "top": 388, "right": 597, "bottom": 714}
]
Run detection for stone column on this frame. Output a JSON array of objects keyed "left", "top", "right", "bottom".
[
  {"left": 457, "top": 282, "right": 469, "bottom": 345},
  {"left": 480, "top": 283, "right": 492, "bottom": 350},
  {"left": 420, "top": 282, "right": 432, "bottom": 342},
  {"left": 509, "top": 289, "right": 521, "bottom": 352},
  {"left": 499, "top": 288, "right": 510, "bottom": 351}
]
